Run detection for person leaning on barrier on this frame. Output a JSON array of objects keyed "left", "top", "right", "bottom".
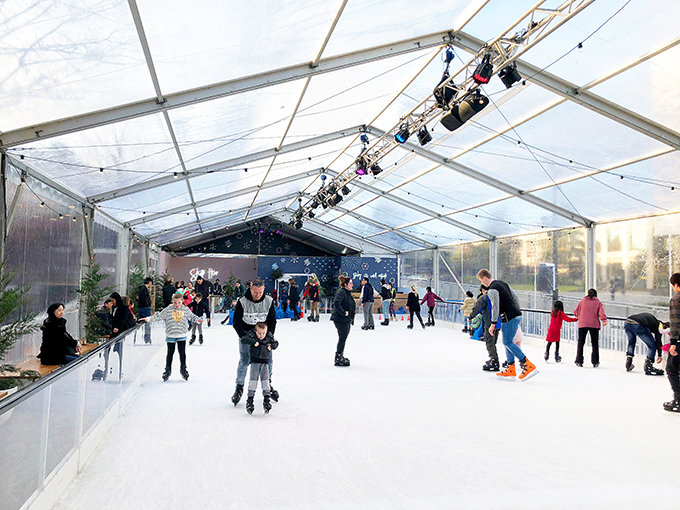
[
  {"left": 624, "top": 312, "right": 666, "bottom": 375},
  {"left": 110, "top": 292, "right": 135, "bottom": 336},
  {"left": 95, "top": 298, "right": 114, "bottom": 337},
  {"left": 38, "top": 303, "right": 81, "bottom": 365}
]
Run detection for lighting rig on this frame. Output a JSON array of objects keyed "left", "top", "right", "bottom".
[{"left": 291, "top": 0, "right": 594, "bottom": 229}]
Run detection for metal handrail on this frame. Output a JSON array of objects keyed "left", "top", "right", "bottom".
[{"left": 0, "top": 324, "right": 143, "bottom": 416}]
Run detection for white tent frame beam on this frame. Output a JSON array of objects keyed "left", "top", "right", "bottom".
[
  {"left": 127, "top": 168, "right": 323, "bottom": 227},
  {"left": 0, "top": 32, "right": 456, "bottom": 149},
  {"left": 88, "top": 125, "right": 365, "bottom": 204}
]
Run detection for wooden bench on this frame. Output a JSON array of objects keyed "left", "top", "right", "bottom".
[{"left": 0, "top": 343, "right": 99, "bottom": 380}]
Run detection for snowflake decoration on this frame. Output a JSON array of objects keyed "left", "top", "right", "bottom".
[
  {"left": 284, "top": 243, "right": 290, "bottom": 250},
  {"left": 304, "top": 258, "right": 311, "bottom": 266},
  {"left": 209, "top": 244, "right": 216, "bottom": 251},
  {"left": 291, "top": 256, "right": 299, "bottom": 263},
  {"left": 321, "top": 274, "right": 328, "bottom": 281},
  {"left": 361, "top": 262, "right": 370, "bottom": 271},
  {"left": 243, "top": 241, "right": 251, "bottom": 249},
  {"left": 374, "top": 257, "right": 382, "bottom": 263},
  {"left": 280, "top": 258, "right": 286, "bottom": 263},
  {"left": 272, "top": 263, "right": 279, "bottom": 270}
]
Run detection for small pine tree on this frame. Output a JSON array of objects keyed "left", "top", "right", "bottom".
[
  {"left": 74, "top": 262, "right": 114, "bottom": 344},
  {"left": 223, "top": 268, "right": 237, "bottom": 301},
  {"left": 127, "top": 262, "right": 146, "bottom": 315},
  {"left": 0, "top": 261, "right": 40, "bottom": 389}
]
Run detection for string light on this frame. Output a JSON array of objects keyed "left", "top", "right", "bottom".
[{"left": 577, "top": 42, "right": 584, "bottom": 52}]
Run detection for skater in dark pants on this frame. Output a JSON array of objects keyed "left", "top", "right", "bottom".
[
  {"left": 231, "top": 278, "right": 278, "bottom": 406},
  {"left": 360, "top": 277, "right": 375, "bottom": 330},
  {"left": 331, "top": 276, "right": 355, "bottom": 366},
  {"left": 471, "top": 285, "right": 499, "bottom": 371},
  {"left": 138, "top": 277, "right": 153, "bottom": 344},
  {"left": 189, "top": 292, "right": 211, "bottom": 345},
  {"left": 573, "top": 288, "right": 607, "bottom": 368},
  {"left": 624, "top": 312, "right": 666, "bottom": 375},
  {"left": 545, "top": 300, "right": 577, "bottom": 363},
  {"left": 288, "top": 278, "right": 300, "bottom": 321},
  {"left": 240, "top": 322, "right": 279, "bottom": 414},
  {"left": 406, "top": 286, "right": 425, "bottom": 329},
  {"left": 143, "top": 293, "right": 202, "bottom": 381},
  {"left": 421, "top": 286, "right": 443, "bottom": 327},
  {"left": 664, "top": 273, "right": 680, "bottom": 412}
]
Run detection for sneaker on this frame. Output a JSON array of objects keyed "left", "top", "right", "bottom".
[
  {"left": 519, "top": 358, "right": 538, "bottom": 382},
  {"left": 496, "top": 363, "right": 516, "bottom": 381}
]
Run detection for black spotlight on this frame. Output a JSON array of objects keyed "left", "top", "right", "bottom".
[
  {"left": 311, "top": 199, "right": 320, "bottom": 209},
  {"left": 472, "top": 54, "right": 493, "bottom": 84},
  {"left": 341, "top": 185, "right": 351, "bottom": 195},
  {"left": 499, "top": 63, "right": 522, "bottom": 89},
  {"left": 308, "top": 211, "right": 315, "bottom": 219},
  {"left": 294, "top": 220, "right": 303, "bottom": 230},
  {"left": 370, "top": 164, "right": 382, "bottom": 176},
  {"left": 395, "top": 123, "right": 410, "bottom": 143},
  {"left": 440, "top": 90, "right": 489, "bottom": 132},
  {"left": 434, "top": 72, "right": 458, "bottom": 108},
  {"left": 417, "top": 127, "right": 433, "bottom": 146},
  {"left": 355, "top": 156, "right": 368, "bottom": 175},
  {"left": 327, "top": 192, "right": 343, "bottom": 207}
]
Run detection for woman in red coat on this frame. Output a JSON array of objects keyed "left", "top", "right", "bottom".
[{"left": 545, "top": 300, "right": 577, "bottom": 363}]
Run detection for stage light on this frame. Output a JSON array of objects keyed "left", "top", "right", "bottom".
[
  {"left": 327, "top": 192, "right": 343, "bottom": 207},
  {"left": 370, "top": 164, "right": 383, "bottom": 176},
  {"left": 311, "top": 199, "right": 320, "bottom": 209},
  {"left": 440, "top": 90, "right": 489, "bottom": 132},
  {"left": 308, "top": 211, "right": 315, "bottom": 219},
  {"left": 417, "top": 127, "right": 433, "bottom": 146},
  {"left": 360, "top": 134, "right": 369, "bottom": 145},
  {"left": 472, "top": 54, "right": 493, "bottom": 84},
  {"left": 395, "top": 124, "right": 410, "bottom": 144},
  {"left": 355, "top": 156, "right": 368, "bottom": 175},
  {"left": 294, "top": 220, "right": 303, "bottom": 230},
  {"left": 499, "top": 63, "right": 522, "bottom": 89},
  {"left": 341, "top": 185, "right": 351, "bottom": 196},
  {"left": 434, "top": 72, "right": 458, "bottom": 108}
]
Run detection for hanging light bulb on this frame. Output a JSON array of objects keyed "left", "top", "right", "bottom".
[{"left": 578, "top": 42, "right": 584, "bottom": 52}]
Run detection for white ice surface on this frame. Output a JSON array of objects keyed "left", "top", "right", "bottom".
[{"left": 52, "top": 316, "right": 680, "bottom": 510}]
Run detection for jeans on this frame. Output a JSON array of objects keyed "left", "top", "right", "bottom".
[
  {"left": 139, "top": 307, "right": 151, "bottom": 343},
  {"left": 363, "top": 303, "right": 374, "bottom": 328},
  {"left": 236, "top": 340, "right": 273, "bottom": 385},
  {"left": 500, "top": 316, "right": 525, "bottom": 364},
  {"left": 64, "top": 354, "right": 79, "bottom": 363},
  {"left": 382, "top": 301, "right": 390, "bottom": 320},
  {"left": 576, "top": 328, "right": 600, "bottom": 365},
  {"left": 625, "top": 322, "right": 656, "bottom": 360}
]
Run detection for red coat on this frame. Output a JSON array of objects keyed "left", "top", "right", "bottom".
[{"left": 546, "top": 310, "right": 577, "bottom": 342}]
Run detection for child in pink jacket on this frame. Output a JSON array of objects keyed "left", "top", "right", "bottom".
[{"left": 573, "top": 288, "right": 607, "bottom": 368}]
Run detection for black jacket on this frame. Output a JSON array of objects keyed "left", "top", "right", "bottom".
[
  {"left": 361, "top": 284, "right": 374, "bottom": 303},
  {"left": 380, "top": 285, "right": 391, "bottom": 301},
  {"left": 628, "top": 313, "right": 663, "bottom": 355},
  {"left": 38, "top": 317, "right": 78, "bottom": 365},
  {"left": 407, "top": 292, "right": 421, "bottom": 312},
  {"left": 232, "top": 289, "right": 277, "bottom": 338},
  {"left": 162, "top": 284, "right": 176, "bottom": 307},
  {"left": 95, "top": 306, "right": 113, "bottom": 335},
  {"left": 195, "top": 280, "right": 213, "bottom": 298},
  {"left": 288, "top": 284, "right": 300, "bottom": 305},
  {"left": 138, "top": 284, "right": 152, "bottom": 308},
  {"left": 189, "top": 299, "right": 211, "bottom": 319},
  {"left": 240, "top": 330, "right": 278, "bottom": 364},
  {"left": 331, "top": 288, "right": 356, "bottom": 324},
  {"left": 112, "top": 304, "right": 134, "bottom": 335}
]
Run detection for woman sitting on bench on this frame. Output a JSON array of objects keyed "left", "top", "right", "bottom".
[{"left": 37, "top": 303, "right": 81, "bottom": 365}]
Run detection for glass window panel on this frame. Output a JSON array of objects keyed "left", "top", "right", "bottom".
[
  {"left": 521, "top": 0, "right": 680, "bottom": 86},
  {"left": 590, "top": 45, "right": 680, "bottom": 134},
  {"left": 138, "top": 0, "right": 338, "bottom": 94},
  {"left": 93, "top": 214, "right": 121, "bottom": 285},
  {"left": 169, "top": 82, "right": 304, "bottom": 170},
  {"left": 14, "top": 113, "right": 180, "bottom": 199},
  {"left": 0, "top": 0, "right": 154, "bottom": 131}
]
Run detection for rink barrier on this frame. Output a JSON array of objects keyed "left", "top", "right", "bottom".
[
  {"left": 434, "top": 303, "right": 646, "bottom": 356},
  {"left": 0, "top": 324, "right": 164, "bottom": 510}
]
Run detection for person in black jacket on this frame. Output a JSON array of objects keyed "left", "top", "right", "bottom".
[
  {"left": 288, "top": 278, "right": 300, "bottom": 321},
  {"left": 624, "top": 312, "right": 666, "bottom": 375},
  {"left": 95, "top": 298, "right": 114, "bottom": 336},
  {"left": 195, "top": 276, "right": 213, "bottom": 301},
  {"left": 406, "top": 286, "right": 426, "bottom": 330},
  {"left": 162, "top": 278, "right": 176, "bottom": 308},
  {"left": 110, "top": 292, "right": 134, "bottom": 337},
  {"left": 240, "top": 322, "right": 279, "bottom": 414},
  {"left": 379, "top": 279, "right": 391, "bottom": 326},
  {"left": 331, "top": 276, "right": 356, "bottom": 366},
  {"left": 138, "top": 277, "right": 153, "bottom": 344},
  {"left": 189, "top": 293, "right": 211, "bottom": 345},
  {"left": 38, "top": 303, "right": 80, "bottom": 365},
  {"left": 360, "top": 277, "right": 375, "bottom": 330}
]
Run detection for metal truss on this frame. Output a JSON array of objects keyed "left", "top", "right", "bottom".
[{"left": 294, "top": 0, "right": 595, "bottom": 222}]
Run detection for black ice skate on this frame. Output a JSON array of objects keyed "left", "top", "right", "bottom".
[
  {"left": 180, "top": 365, "right": 189, "bottom": 381},
  {"left": 663, "top": 395, "right": 680, "bottom": 413},
  {"left": 231, "top": 384, "right": 244, "bottom": 406},
  {"left": 199, "top": 335, "right": 203, "bottom": 345},
  {"left": 407, "top": 324, "right": 413, "bottom": 329},
  {"left": 334, "top": 353, "right": 350, "bottom": 367},
  {"left": 625, "top": 355, "right": 635, "bottom": 372},
  {"left": 189, "top": 335, "right": 196, "bottom": 345},
  {"left": 162, "top": 367, "right": 171, "bottom": 382},
  {"left": 246, "top": 396, "right": 255, "bottom": 415},
  {"left": 269, "top": 382, "right": 279, "bottom": 402},
  {"left": 544, "top": 351, "right": 549, "bottom": 362},
  {"left": 644, "top": 359, "right": 664, "bottom": 376},
  {"left": 482, "top": 358, "right": 500, "bottom": 372},
  {"left": 555, "top": 354, "right": 562, "bottom": 363},
  {"left": 263, "top": 395, "right": 272, "bottom": 414}
]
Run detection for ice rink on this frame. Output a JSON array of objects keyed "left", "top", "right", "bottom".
[{"left": 52, "top": 315, "right": 680, "bottom": 510}]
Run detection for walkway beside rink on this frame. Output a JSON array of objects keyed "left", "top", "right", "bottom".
[{"left": 52, "top": 314, "right": 680, "bottom": 510}]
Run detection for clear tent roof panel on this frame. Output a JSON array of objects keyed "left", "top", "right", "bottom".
[
  {"left": 347, "top": 196, "right": 432, "bottom": 227},
  {"left": 461, "top": 0, "right": 542, "bottom": 44},
  {"left": 167, "top": 80, "right": 306, "bottom": 171},
  {"left": 327, "top": 215, "right": 387, "bottom": 238},
  {"left": 195, "top": 193, "right": 258, "bottom": 219},
  {"left": 154, "top": 224, "right": 208, "bottom": 246},
  {"left": 449, "top": 196, "right": 576, "bottom": 237},
  {"left": 134, "top": 212, "right": 202, "bottom": 236},
  {"left": 520, "top": 0, "right": 680, "bottom": 87},
  {"left": 188, "top": 160, "right": 275, "bottom": 204},
  {"left": 284, "top": 49, "right": 439, "bottom": 142},
  {"left": 136, "top": 0, "right": 339, "bottom": 95},
  {"left": 274, "top": 215, "right": 365, "bottom": 253},
  {"left": 401, "top": 219, "right": 481, "bottom": 245},
  {"left": 322, "top": 0, "right": 475, "bottom": 58},
  {"left": 589, "top": 44, "right": 680, "bottom": 134},
  {"left": 0, "top": 0, "right": 155, "bottom": 131},
  {"left": 370, "top": 232, "right": 424, "bottom": 252},
  {"left": 100, "top": 181, "right": 194, "bottom": 223}
]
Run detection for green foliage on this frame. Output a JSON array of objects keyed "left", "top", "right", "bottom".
[
  {"left": 0, "top": 262, "right": 40, "bottom": 387},
  {"left": 271, "top": 267, "right": 283, "bottom": 281},
  {"left": 223, "top": 269, "right": 237, "bottom": 301},
  {"left": 127, "top": 262, "right": 146, "bottom": 315},
  {"left": 74, "top": 262, "right": 114, "bottom": 344}
]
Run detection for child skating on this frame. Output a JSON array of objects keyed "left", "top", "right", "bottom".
[
  {"left": 545, "top": 300, "right": 577, "bottom": 363},
  {"left": 240, "top": 322, "right": 279, "bottom": 414},
  {"left": 189, "top": 292, "right": 211, "bottom": 345}
]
